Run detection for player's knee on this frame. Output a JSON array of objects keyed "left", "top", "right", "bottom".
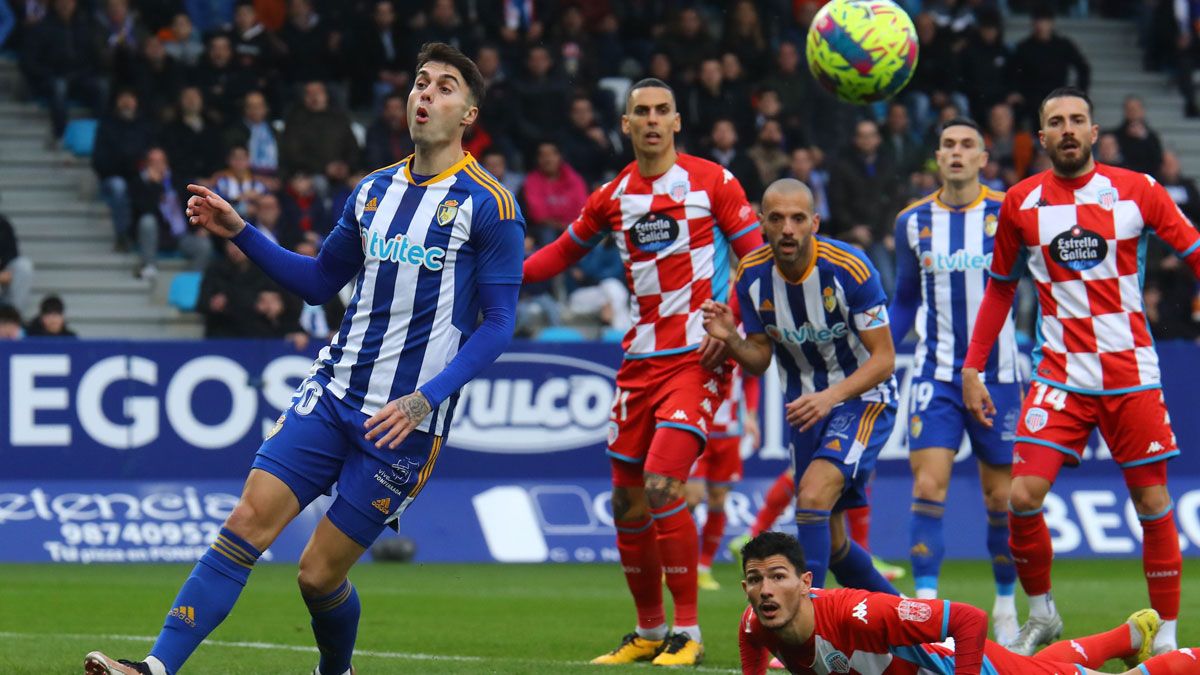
[
  {"left": 1008, "top": 480, "right": 1046, "bottom": 514},
  {"left": 981, "top": 483, "right": 1010, "bottom": 513},
  {"left": 708, "top": 487, "right": 729, "bottom": 511},
  {"left": 643, "top": 472, "right": 684, "bottom": 510},
  {"left": 223, "top": 501, "right": 270, "bottom": 545},
  {"left": 912, "top": 471, "right": 948, "bottom": 502},
  {"left": 296, "top": 560, "right": 341, "bottom": 598},
  {"left": 1131, "top": 488, "right": 1172, "bottom": 517},
  {"left": 611, "top": 487, "right": 649, "bottom": 522}
]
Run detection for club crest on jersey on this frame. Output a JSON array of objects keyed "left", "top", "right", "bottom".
[
  {"left": 1098, "top": 188, "right": 1117, "bottom": 211},
  {"left": 607, "top": 421, "right": 620, "bottom": 446},
  {"left": 630, "top": 212, "right": 680, "bottom": 253},
  {"left": 910, "top": 415, "right": 923, "bottom": 438},
  {"left": 1049, "top": 226, "right": 1107, "bottom": 271},
  {"left": 823, "top": 650, "right": 851, "bottom": 673},
  {"left": 985, "top": 214, "right": 998, "bottom": 236},
  {"left": 822, "top": 287, "right": 837, "bottom": 313},
  {"left": 669, "top": 180, "right": 689, "bottom": 202},
  {"left": 436, "top": 199, "right": 459, "bottom": 226},
  {"left": 1024, "top": 407, "right": 1049, "bottom": 432},
  {"left": 896, "top": 599, "right": 932, "bottom": 622}
]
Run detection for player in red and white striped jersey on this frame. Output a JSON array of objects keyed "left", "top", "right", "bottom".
[
  {"left": 963, "top": 88, "right": 1200, "bottom": 656},
  {"left": 524, "top": 78, "right": 763, "bottom": 666}
]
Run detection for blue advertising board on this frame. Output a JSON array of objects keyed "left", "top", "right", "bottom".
[{"left": 2, "top": 339, "right": 1199, "bottom": 563}]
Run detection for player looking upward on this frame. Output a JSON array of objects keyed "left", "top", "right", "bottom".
[
  {"left": 889, "top": 117, "right": 1020, "bottom": 643},
  {"left": 963, "top": 87, "right": 1199, "bottom": 655},
  {"left": 737, "top": 531, "right": 1184, "bottom": 675},
  {"left": 702, "top": 178, "right": 899, "bottom": 595},
  {"left": 523, "top": 78, "right": 763, "bottom": 666},
  {"left": 85, "top": 42, "right": 523, "bottom": 675}
]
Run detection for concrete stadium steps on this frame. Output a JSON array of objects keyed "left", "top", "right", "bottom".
[{"left": 1006, "top": 15, "right": 1200, "bottom": 174}]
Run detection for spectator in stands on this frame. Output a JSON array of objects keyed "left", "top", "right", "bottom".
[
  {"left": 707, "top": 118, "right": 763, "bottom": 203},
  {"left": 292, "top": 237, "right": 345, "bottom": 342},
  {"left": 747, "top": 119, "right": 789, "bottom": 190},
  {"left": 194, "top": 33, "right": 262, "bottom": 125},
  {"left": 522, "top": 141, "right": 588, "bottom": 244},
  {"left": 132, "top": 147, "right": 214, "bottom": 279},
  {"left": 279, "top": 172, "right": 331, "bottom": 242},
  {"left": 0, "top": 212, "right": 34, "bottom": 315},
  {"left": 663, "top": 7, "right": 715, "bottom": 74},
  {"left": 213, "top": 146, "right": 268, "bottom": 217},
  {"left": 131, "top": 37, "right": 182, "bottom": 121},
  {"left": 1010, "top": 7, "right": 1091, "bottom": 130},
  {"left": 786, "top": 147, "right": 831, "bottom": 222},
  {"left": 1096, "top": 132, "right": 1123, "bottom": 166},
  {"left": 161, "top": 12, "right": 203, "bottom": 67},
  {"left": 881, "top": 101, "right": 925, "bottom": 178},
  {"left": 1113, "top": 95, "right": 1164, "bottom": 177},
  {"left": 1174, "top": 0, "right": 1200, "bottom": 118},
  {"left": 958, "top": 9, "right": 1014, "bottom": 124},
  {"left": 512, "top": 45, "right": 570, "bottom": 154},
  {"left": 985, "top": 102, "right": 1035, "bottom": 184},
  {"left": 280, "top": 80, "right": 359, "bottom": 183},
  {"left": 829, "top": 119, "right": 902, "bottom": 291},
  {"left": 246, "top": 286, "right": 306, "bottom": 346},
  {"left": 160, "top": 86, "right": 224, "bottom": 187},
  {"left": 22, "top": 0, "right": 107, "bottom": 141},
  {"left": 277, "top": 0, "right": 340, "bottom": 85},
  {"left": 760, "top": 42, "right": 807, "bottom": 125},
  {"left": 25, "top": 294, "right": 76, "bottom": 337},
  {"left": 560, "top": 96, "right": 613, "bottom": 188},
  {"left": 222, "top": 90, "right": 279, "bottom": 186},
  {"left": 417, "top": 0, "right": 476, "bottom": 58},
  {"left": 906, "top": 12, "right": 964, "bottom": 130},
  {"left": 568, "top": 235, "right": 631, "bottom": 331},
  {"left": 722, "top": 0, "right": 770, "bottom": 78},
  {"left": 231, "top": 3, "right": 277, "bottom": 75},
  {"left": 350, "top": 0, "right": 410, "bottom": 109},
  {"left": 247, "top": 191, "right": 299, "bottom": 248},
  {"left": 0, "top": 304, "right": 22, "bottom": 340},
  {"left": 199, "top": 239, "right": 267, "bottom": 337},
  {"left": 1159, "top": 149, "right": 1200, "bottom": 224},
  {"left": 363, "top": 91, "right": 413, "bottom": 171},
  {"left": 689, "top": 58, "right": 749, "bottom": 151},
  {"left": 96, "top": 0, "right": 146, "bottom": 86},
  {"left": 549, "top": 6, "right": 596, "bottom": 83},
  {"left": 482, "top": 148, "right": 524, "bottom": 196},
  {"left": 517, "top": 233, "right": 561, "bottom": 337},
  {"left": 94, "top": 88, "right": 154, "bottom": 252}
]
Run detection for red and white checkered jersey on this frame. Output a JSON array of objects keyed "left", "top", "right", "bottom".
[
  {"left": 567, "top": 154, "right": 760, "bottom": 357},
  {"left": 992, "top": 164, "right": 1200, "bottom": 393}
]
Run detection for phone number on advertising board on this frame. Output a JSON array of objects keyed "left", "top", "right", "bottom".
[{"left": 59, "top": 521, "right": 220, "bottom": 547}]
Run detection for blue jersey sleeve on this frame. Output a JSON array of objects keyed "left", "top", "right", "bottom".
[
  {"left": 736, "top": 272, "right": 765, "bottom": 335},
  {"left": 472, "top": 198, "right": 526, "bottom": 284},
  {"left": 889, "top": 213, "right": 920, "bottom": 344},
  {"left": 842, "top": 249, "right": 890, "bottom": 331}
]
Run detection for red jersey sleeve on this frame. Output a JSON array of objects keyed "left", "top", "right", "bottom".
[
  {"left": 566, "top": 185, "right": 613, "bottom": 248},
  {"left": 522, "top": 185, "right": 612, "bottom": 284},
  {"left": 739, "top": 606, "right": 772, "bottom": 675},
  {"left": 712, "top": 167, "right": 763, "bottom": 255},
  {"left": 989, "top": 192, "right": 1027, "bottom": 281},
  {"left": 1141, "top": 175, "right": 1200, "bottom": 276}
]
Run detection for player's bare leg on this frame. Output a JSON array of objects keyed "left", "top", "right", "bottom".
[
  {"left": 697, "top": 483, "right": 731, "bottom": 590},
  {"left": 645, "top": 469, "right": 705, "bottom": 666},
  {"left": 1129, "top": 483, "right": 1182, "bottom": 655},
  {"left": 908, "top": 447, "right": 954, "bottom": 599},
  {"left": 86, "top": 470, "right": 301, "bottom": 675},
  {"left": 594, "top": 483, "right": 666, "bottom": 664},
  {"left": 1007, "top": 474, "right": 1062, "bottom": 655},
  {"left": 298, "top": 518, "right": 368, "bottom": 675},
  {"left": 979, "top": 459, "right": 1018, "bottom": 645}
]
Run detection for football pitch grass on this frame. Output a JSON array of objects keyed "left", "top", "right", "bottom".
[{"left": 1, "top": 559, "right": 1196, "bottom": 674}]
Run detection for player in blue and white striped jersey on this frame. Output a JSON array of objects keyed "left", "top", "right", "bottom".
[
  {"left": 889, "top": 117, "right": 1021, "bottom": 645},
  {"left": 702, "top": 178, "right": 899, "bottom": 597},
  {"left": 84, "top": 43, "right": 523, "bottom": 675}
]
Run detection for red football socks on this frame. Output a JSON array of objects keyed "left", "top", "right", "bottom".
[
  {"left": 753, "top": 472, "right": 795, "bottom": 536},
  {"left": 1141, "top": 510, "right": 1182, "bottom": 621},
  {"left": 1008, "top": 510, "right": 1054, "bottom": 596},
  {"left": 654, "top": 498, "right": 699, "bottom": 627},
  {"left": 846, "top": 504, "right": 871, "bottom": 550},
  {"left": 1140, "top": 649, "right": 1200, "bottom": 675},
  {"left": 615, "top": 517, "right": 664, "bottom": 630},
  {"left": 1035, "top": 624, "right": 1133, "bottom": 668},
  {"left": 699, "top": 509, "right": 727, "bottom": 568}
]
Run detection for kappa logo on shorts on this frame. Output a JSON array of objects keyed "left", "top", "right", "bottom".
[
  {"left": 1147, "top": 441, "right": 1165, "bottom": 455},
  {"left": 1024, "top": 407, "right": 1049, "bottom": 433},
  {"left": 701, "top": 399, "right": 713, "bottom": 414},
  {"left": 671, "top": 409, "right": 688, "bottom": 421},
  {"left": 704, "top": 379, "right": 720, "bottom": 395}
]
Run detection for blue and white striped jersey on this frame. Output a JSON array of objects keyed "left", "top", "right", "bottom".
[
  {"left": 736, "top": 237, "right": 898, "bottom": 404},
  {"left": 894, "top": 189, "right": 1020, "bottom": 384},
  {"left": 308, "top": 153, "right": 524, "bottom": 435}
]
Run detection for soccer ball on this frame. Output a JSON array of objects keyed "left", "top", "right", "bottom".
[{"left": 806, "top": 0, "right": 919, "bottom": 105}]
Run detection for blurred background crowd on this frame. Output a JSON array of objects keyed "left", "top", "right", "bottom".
[{"left": 1, "top": 0, "right": 1199, "bottom": 345}]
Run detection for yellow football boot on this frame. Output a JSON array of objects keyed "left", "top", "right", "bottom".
[
  {"left": 1124, "top": 608, "right": 1161, "bottom": 668},
  {"left": 651, "top": 633, "right": 705, "bottom": 666},
  {"left": 697, "top": 569, "right": 721, "bottom": 591},
  {"left": 591, "top": 633, "right": 664, "bottom": 664}
]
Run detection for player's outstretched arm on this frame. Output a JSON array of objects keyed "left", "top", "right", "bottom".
[
  {"left": 702, "top": 299, "right": 773, "bottom": 375},
  {"left": 961, "top": 276, "right": 1016, "bottom": 426},
  {"left": 522, "top": 228, "right": 592, "bottom": 284}
]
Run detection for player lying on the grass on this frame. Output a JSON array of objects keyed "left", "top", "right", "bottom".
[
  {"left": 85, "top": 42, "right": 523, "bottom": 675},
  {"left": 738, "top": 531, "right": 1197, "bottom": 675},
  {"left": 963, "top": 87, "right": 1197, "bottom": 656},
  {"left": 702, "top": 178, "right": 898, "bottom": 595},
  {"left": 889, "top": 117, "right": 1021, "bottom": 644}
]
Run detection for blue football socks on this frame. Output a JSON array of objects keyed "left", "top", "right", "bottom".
[
  {"left": 305, "top": 579, "right": 361, "bottom": 675},
  {"left": 795, "top": 509, "right": 832, "bottom": 587},
  {"left": 829, "top": 538, "right": 900, "bottom": 595},
  {"left": 150, "top": 528, "right": 261, "bottom": 674},
  {"left": 987, "top": 509, "right": 1017, "bottom": 597},
  {"left": 909, "top": 498, "right": 945, "bottom": 596}
]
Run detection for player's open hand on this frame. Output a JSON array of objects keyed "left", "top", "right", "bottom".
[
  {"left": 365, "top": 391, "right": 432, "bottom": 449},
  {"left": 786, "top": 390, "right": 837, "bottom": 432},
  {"left": 186, "top": 184, "right": 246, "bottom": 238},
  {"left": 962, "top": 368, "right": 996, "bottom": 428},
  {"left": 701, "top": 299, "right": 736, "bottom": 342}
]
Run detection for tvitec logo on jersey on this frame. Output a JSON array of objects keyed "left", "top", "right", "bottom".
[
  {"left": 919, "top": 249, "right": 992, "bottom": 272},
  {"left": 448, "top": 353, "right": 617, "bottom": 454}
]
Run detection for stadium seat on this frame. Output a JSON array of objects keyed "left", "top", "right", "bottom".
[
  {"left": 536, "top": 326, "right": 587, "bottom": 342},
  {"left": 62, "top": 118, "right": 98, "bottom": 157},
  {"left": 168, "top": 271, "right": 203, "bottom": 312}
]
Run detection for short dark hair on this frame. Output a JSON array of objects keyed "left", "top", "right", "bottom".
[
  {"left": 740, "top": 531, "right": 808, "bottom": 575},
  {"left": 626, "top": 77, "right": 675, "bottom": 109},
  {"left": 0, "top": 304, "right": 21, "bottom": 325},
  {"left": 40, "top": 295, "right": 64, "bottom": 315},
  {"left": 941, "top": 116, "right": 983, "bottom": 139},
  {"left": 416, "top": 42, "right": 485, "bottom": 106},
  {"left": 1039, "top": 86, "right": 1093, "bottom": 126}
]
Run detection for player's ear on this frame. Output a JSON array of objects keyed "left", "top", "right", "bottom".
[
  {"left": 812, "top": 214, "right": 820, "bottom": 234},
  {"left": 620, "top": 113, "right": 631, "bottom": 137},
  {"left": 671, "top": 112, "right": 681, "bottom": 133},
  {"left": 799, "top": 570, "right": 813, "bottom": 592},
  {"left": 462, "top": 103, "right": 479, "bottom": 127}
]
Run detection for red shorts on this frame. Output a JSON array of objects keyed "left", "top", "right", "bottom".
[
  {"left": 689, "top": 436, "right": 743, "bottom": 485},
  {"left": 608, "top": 351, "right": 729, "bottom": 486},
  {"left": 1013, "top": 383, "right": 1177, "bottom": 488}
]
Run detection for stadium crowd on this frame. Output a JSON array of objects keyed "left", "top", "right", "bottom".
[{"left": 0, "top": 0, "right": 1198, "bottom": 341}]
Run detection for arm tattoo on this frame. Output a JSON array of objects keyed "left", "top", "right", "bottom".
[{"left": 399, "top": 392, "right": 432, "bottom": 423}]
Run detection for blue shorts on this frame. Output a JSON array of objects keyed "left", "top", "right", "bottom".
[
  {"left": 906, "top": 377, "right": 1021, "bottom": 466},
  {"left": 252, "top": 380, "right": 443, "bottom": 548},
  {"left": 789, "top": 398, "right": 897, "bottom": 512}
]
